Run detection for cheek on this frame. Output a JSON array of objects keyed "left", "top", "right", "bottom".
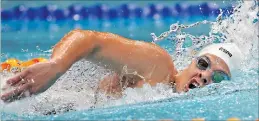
[
  {"left": 187, "top": 64, "right": 200, "bottom": 76},
  {"left": 175, "top": 61, "right": 198, "bottom": 91},
  {"left": 175, "top": 72, "right": 190, "bottom": 90}
]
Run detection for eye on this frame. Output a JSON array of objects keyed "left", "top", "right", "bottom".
[
  {"left": 212, "top": 73, "right": 224, "bottom": 83},
  {"left": 198, "top": 58, "right": 209, "bottom": 70},
  {"left": 212, "top": 71, "right": 230, "bottom": 83}
]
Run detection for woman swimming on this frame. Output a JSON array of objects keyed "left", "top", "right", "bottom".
[{"left": 0, "top": 29, "right": 243, "bottom": 102}]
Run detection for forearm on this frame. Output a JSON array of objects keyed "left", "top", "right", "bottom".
[{"left": 50, "top": 29, "right": 97, "bottom": 73}]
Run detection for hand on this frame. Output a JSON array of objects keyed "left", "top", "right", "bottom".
[{"left": 1, "top": 60, "right": 62, "bottom": 102}]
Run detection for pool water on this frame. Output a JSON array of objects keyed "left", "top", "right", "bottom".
[{"left": 1, "top": 1, "right": 258, "bottom": 120}]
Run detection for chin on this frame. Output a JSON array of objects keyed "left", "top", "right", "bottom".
[{"left": 175, "top": 81, "right": 188, "bottom": 92}]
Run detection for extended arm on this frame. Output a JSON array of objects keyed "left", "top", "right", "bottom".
[
  {"left": 1, "top": 29, "right": 135, "bottom": 102},
  {"left": 51, "top": 29, "right": 97, "bottom": 72}
]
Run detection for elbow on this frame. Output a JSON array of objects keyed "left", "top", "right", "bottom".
[
  {"left": 68, "top": 28, "right": 95, "bottom": 35},
  {"left": 67, "top": 29, "right": 99, "bottom": 44},
  {"left": 69, "top": 29, "right": 95, "bottom": 38},
  {"left": 52, "top": 29, "right": 97, "bottom": 53}
]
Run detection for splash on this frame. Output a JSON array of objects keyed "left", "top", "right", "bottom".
[
  {"left": 151, "top": 0, "right": 258, "bottom": 70},
  {"left": 0, "top": 0, "right": 258, "bottom": 118}
]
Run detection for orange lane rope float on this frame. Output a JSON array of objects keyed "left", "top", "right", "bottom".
[{"left": 0, "top": 58, "right": 47, "bottom": 73}]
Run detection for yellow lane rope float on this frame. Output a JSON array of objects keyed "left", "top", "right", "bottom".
[{"left": 0, "top": 58, "right": 47, "bottom": 73}]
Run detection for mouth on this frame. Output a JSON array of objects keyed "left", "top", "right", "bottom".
[{"left": 184, "top": 78, "right": 200, "bottom": 92}]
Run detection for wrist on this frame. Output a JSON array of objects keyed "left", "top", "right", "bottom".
[{"left": 48, "top": 59, "right": 68, "bottom": 74}]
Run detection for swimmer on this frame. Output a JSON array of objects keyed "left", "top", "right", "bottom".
[{"left": 0, "top": 29, "right": 243, "bottom": 102}]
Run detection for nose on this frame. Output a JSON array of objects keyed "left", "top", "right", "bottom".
[{"left": 198, "top": 71, "right": 212, "bottom": 86}]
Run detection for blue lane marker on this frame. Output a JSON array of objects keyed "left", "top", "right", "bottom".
[
  {"left": 1, "top": 3, "right": 233, "bottom": 21},
  {"left": 38, "top": 6, "right": 50, "bottom": 20}
]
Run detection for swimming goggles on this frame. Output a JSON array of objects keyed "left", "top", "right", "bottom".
[{"left": 196, "top": 56, "right": 230, "bottom": 83}]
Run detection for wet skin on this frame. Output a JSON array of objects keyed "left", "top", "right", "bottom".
[{"left": 0, "top": 29, "right": 230, "bottom": 102}]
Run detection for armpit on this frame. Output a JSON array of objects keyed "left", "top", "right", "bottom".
[
  {"left": 119, "top": 73, "right": 144, "bottom": 89},
  {"left": 97, "top": 73, "right": 144, "bottom": 98}
]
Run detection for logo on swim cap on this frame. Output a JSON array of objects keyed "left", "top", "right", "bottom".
[
  {"left": 198, "top": 43, "right": 244, "bottom": 74},
  {"left": 219, "top": 47, "right": 232, "bottom": 57}
]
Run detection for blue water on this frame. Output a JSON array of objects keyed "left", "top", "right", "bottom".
[
  {"left": 1, "top": 17, "right": 212, "bottom": 61},
  {"left": 1, "top": 1, "right": 259, "bottom": 120}
]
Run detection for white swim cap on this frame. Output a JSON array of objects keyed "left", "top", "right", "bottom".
[{"left": 198, "top": 43, "right": 244, "bottom": 73}]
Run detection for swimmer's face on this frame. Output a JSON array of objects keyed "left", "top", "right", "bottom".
[{"left": 174, "top": 54, "right": 230, "bottom": 92}]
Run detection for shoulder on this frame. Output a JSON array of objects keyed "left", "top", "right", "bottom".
[
  {"left": 145, "top": 42, "right": 177, "bottom": 78},
  {"left": 143, "top": 42, "right": 173, "bottom": 61}
]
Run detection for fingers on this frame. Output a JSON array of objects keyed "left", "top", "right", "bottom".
[
  {"left": 1, "top": 83, "right": 30, "bottom": 102},
  {"left": 6, "top": 69, "right": 29, "bottom": 86},
  {"left": 14, "top": 78, "right": 28, "bottom": 87}
]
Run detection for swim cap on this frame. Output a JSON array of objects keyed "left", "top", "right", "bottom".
[{"left": 198, "top": 43, "right": 244, "bottom": 73}]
